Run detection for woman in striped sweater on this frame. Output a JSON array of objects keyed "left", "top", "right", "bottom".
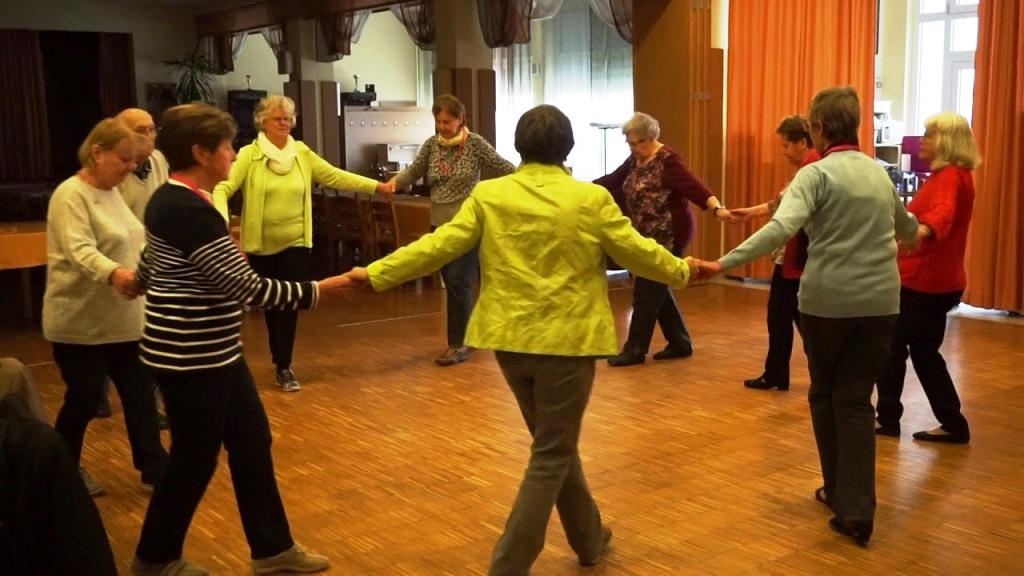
[{"left": 130, "top": 104, "right": 354, "bottom": 576}]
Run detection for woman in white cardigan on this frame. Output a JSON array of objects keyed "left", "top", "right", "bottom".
[{"left": 42, "top": 118, "right": 168, "bottom": 497}]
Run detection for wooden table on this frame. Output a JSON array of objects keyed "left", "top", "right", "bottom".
[{"left": 0, "top": 221, "right": 47, "bottom": 319}]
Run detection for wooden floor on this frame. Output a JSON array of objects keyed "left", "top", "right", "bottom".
[{"left": 3, "top": 277, "right": 1023, "bottom": 575}]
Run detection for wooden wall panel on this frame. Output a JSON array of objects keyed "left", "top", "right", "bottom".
[{"left": 320, "top": 81, "right": 341, "bottom": 167}]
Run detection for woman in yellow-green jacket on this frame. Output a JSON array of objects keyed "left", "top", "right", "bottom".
[
  {"left": 212, "top": 95, "right": 392, "bottom": 393},
  {"left": 346, "top": 105, "right": 694, "bottom": 575}
]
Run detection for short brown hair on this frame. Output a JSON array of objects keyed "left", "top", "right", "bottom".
[
  {"left": 77, "top": 118, "right": 133, "bottom": 169},
  {"left": 432, "top": 94, "right": 466, "bottom": 121},
  {"left": 515, "top": 105, "right": 574, "bottom": 165},
  {"left": 808, "top": 86, "right": 860, "bottom": 147},
  {"left": 776, "top": 115, "right": 812, "bottom": 146},
  {"left": 157, "top": 104, "right": 237, "bottom": 172}
]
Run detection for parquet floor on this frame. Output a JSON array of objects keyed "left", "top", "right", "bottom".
[{"left": 3, "top": 276, "right": 1023, "bottom": 575}]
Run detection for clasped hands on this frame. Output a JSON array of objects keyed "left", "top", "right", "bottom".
[
  {"left": 110, "top": 267, "right": 143, "bottom": 300},
  {"left": 684, "top": 257, "right": 724, "bottom": 283},
  {"left": 316, "top": 267, "right": 372, "bottom": 298}
]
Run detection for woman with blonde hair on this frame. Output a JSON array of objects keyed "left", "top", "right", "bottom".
[
  {"left": 875, "top": 112, "right": 981, "bottom": 445},
  {"left": 43, "top": 118, "right": 169, "bottom": 497},
  {"left": 213, "top": 95, "right": 392, "bottom": 392}
]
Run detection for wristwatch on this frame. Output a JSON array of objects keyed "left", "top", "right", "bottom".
[{"left": 713, "top": 205, "right": 726, "bottom": 214}]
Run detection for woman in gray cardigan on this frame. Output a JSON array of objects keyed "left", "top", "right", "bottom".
[{"left": 695, "top": 86, "right": 919, "bottom": 546}]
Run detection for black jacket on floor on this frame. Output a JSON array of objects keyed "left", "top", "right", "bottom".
[{"left": 0, "top": 394, "right": 117, "bottom": 575}]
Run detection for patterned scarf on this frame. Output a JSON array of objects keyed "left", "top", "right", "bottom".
[{"left": 437, "top": 127, "right": 468, "bottom": 147}]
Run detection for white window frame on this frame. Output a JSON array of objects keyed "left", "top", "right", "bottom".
[{"left": 906, "top": 0, "right": 978, "bottom": 133}]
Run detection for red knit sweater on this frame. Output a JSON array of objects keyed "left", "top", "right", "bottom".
[{"left": 899, "top": 166, "right": 975, "bottom": 293}]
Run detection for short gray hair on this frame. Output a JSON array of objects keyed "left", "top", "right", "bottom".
[
  {"left": 254, "top": 95, "right": 297, "bottom": 132},
  {"left": 622, "top": 112, "right": 660, "bottom": 141}
]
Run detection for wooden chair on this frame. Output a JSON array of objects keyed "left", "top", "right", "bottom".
[
  {"left": 311, "top": 188, "right": 369, "bottom": 277},
  {"left": 369, "top": 199, "right": 398, "bottom": 260},
  {"left": 392, "top": 198, "right": 441, "bottom": 289}
]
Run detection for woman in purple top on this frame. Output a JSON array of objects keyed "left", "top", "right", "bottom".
[{"left": 594, "top": 112, "right": 732, "bottom": 366}]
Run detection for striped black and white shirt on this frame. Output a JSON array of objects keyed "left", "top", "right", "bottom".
[{"left": 136, "top": 179, "right": 318, "bottom": 372}]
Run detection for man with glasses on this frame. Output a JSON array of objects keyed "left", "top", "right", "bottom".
[
  {"left": 94, "top": 108, "right": 170, "bottom": 425},
  {"left": 116, "top": 108, "right": 169, "bottom": 222}
]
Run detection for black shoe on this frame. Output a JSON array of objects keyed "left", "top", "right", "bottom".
[
  {"left": 96, "top": 397, "right": 112, "bottom": 419},
  {"left": 607, "top": 351, "right": 645, "bottom": 367},
  {"left": 912, "top": 428, "right": 969, "bottom": 444},
  {"left": 652, "top": 345, "right": 693, "bottom": 361},
  {"left": 829, "top": 516, "right": 872, "bottom": 546},
  {"left": 275, "top": 368, "right": 302, "bottom": 392},
  {"left": 815, "top": 486, "right": 833, "bottom": 511},
  {"left": 875, "top": 424, "right": 900, "bottom": 437},
  {"left": 743, "top": 375, "right": 789, "bottom": 391}
]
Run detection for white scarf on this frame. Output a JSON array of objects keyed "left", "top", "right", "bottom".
[{"left": 258, "top": 132, "right": 297, "bottom": 175}]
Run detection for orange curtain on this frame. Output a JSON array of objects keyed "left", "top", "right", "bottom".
[
  {"left": 724, "top": 0, "right": 877, "bottom": 279},
  {"left": 963, "top": 0, "right": 1023, "bottom": 312}
]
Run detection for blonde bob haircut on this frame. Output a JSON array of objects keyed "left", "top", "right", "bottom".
[
  {"left": 77, "top": 118, "right": 134, "bottom": 169},
  {"left": 924, "top": 112, "right": 981, "bottom": 171},
  {"left": 254, "top": 95, "right": 297, "bottom": 131}
]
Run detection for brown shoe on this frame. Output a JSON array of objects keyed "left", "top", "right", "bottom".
[{"left": 435, "top": 346, "right": 470, "bottom": 366}]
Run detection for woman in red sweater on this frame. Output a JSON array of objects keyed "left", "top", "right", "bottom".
[{"left": 875, "top": 112, "right": 981, "bottom": 444}]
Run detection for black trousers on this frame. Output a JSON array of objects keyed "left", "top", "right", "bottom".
[
  {"left": 135, "top": 360, "right": 293, "bottom": 564},
  {"left": 763, "top": 264, "right": 802, "bottom": 385},
  {"left": 51, "top": 341, "right": 167, "bottom": 482},
  {"left": 801, "top": 313, "right": 896, "bottom": 524},
  {"left": 876, "top": 287, "right": 969, "bottom": 437},
  {"left": 623, "top": 276, "right": 692, "bottom": 355},
  {"left": 247, "top": 247, "right": 313, "bottom": 371}
]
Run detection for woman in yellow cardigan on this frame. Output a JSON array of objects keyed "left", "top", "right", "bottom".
[{"left": 213, "top": 95, "right": 393, "bottom": 392}]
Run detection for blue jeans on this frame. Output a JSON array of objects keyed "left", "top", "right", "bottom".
[{"left": 435, "top": 230, "right": 479, "bottom": 348}]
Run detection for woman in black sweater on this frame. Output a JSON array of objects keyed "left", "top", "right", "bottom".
[{"left": 130, "top": 103, "right": 353, "bottom": 576}]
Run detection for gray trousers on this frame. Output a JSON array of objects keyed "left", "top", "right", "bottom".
[
  {"left": 489, "top": 352, "right": 605, "bottom": 576},
  {"left": 801, "top": 313, "right": 897, "bottom": 524}
]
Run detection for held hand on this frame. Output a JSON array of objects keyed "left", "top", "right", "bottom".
[
  {"left": 715, "top": 208, "right": 741, "bottom": 224},
  {"left": 110, "top": 268, "right": 139, "bottom": 300},
  {"left": 728, "top": 206, "right": 756, "bottom": 222},
  {"left": 683, "top": 257, "right": 700, "bottom": 282},
  {"left": 317, "top": 275, "right": 361, "bottom": 299},
  {"left": 377, "top": 180, "right": 396, "bottom": 198},
  {"left": 695, "top": 260, "right": 723, "bottom": 282},
  {"left": 343, "top": 266, "right": 370, "bottom": 285},
  {"left": 915, "top": 224, "right": 931, "bottom": 244}
]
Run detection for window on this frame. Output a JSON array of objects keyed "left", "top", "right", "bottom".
[
  {"left": 909, "top": 0, "right": 979, "bottom": 132},
  {"left": 493, "top": 0, "right": 633, "bottom": 180}
]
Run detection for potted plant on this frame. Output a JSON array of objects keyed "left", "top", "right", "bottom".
[{"left": 164, "top": 51, "right": 217, "bottom": 104}]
